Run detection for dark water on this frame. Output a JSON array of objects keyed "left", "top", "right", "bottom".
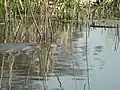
[{"left": 0, "top": 22, "right": 120, "bottom": 90}]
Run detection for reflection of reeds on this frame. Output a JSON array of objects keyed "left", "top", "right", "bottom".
[
  {"left": 8, "top": 52, "right": 15, "bottom": 90},
  {"left": 55, "top": 73, "right": 64, "bottom": 90},
  {"left": 0, "top": 52, "right": 17, "bottom": 90},
  {"left": 114, "top": 24, "right": 120, "bottom": 51},
  {"left": 0, "top": 53, "right": 5, "bottom": 89},
  {"left": 0, "top": 20, "right": 87, "bottom": 90},
  {"left": 22, "top": 50, "right": 37, "bottom": 90},
  {"left": 85, "top": 23, "right": 90, "bottom": 90},
  {"left": 0, "top": 45, "right": 55, "bottom": 89}
]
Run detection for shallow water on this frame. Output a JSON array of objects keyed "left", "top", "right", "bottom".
[{"left": 0, "top": 22, "right": 120, "bottom": 90}]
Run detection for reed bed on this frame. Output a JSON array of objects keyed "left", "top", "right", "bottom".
[
  {"left": 0, "top": 0, "right": 120, "bottom": 90},
  {"left": 0, "top": 0, "right": 120, "bottom": 43}
]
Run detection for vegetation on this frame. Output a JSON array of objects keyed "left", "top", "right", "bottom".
[
  {"left": 0, "top": 0, "right": 119, "bottom": 43},
  {"left": 0, "top": 0, "right": 120, "bottom": 89}
]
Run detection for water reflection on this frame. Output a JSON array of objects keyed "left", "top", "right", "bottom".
[
  {"left": 0, "top": 21, "right": 120, "bottom": 90},
  {"left": 0, "top": 42, "right": 55, "bottom": 90}
]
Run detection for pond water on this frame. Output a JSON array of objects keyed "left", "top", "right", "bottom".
[{"left": 0, "top": 21, "right": 120, "bottom": 90}]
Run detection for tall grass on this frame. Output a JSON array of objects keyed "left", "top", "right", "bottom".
[{"left": 0, "top": 0, "right": 119, "bottom": 43}]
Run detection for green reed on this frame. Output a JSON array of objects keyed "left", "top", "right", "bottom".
[{"left": 0, "top": 0, "right": 90, "bottom": 44}]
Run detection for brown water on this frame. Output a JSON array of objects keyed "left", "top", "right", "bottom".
[{"left": 0, "top": 21, "right": 120, "bottom": 90}]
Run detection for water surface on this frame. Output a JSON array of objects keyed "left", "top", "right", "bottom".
[{"left": 0, "top": 21, "right": 120, "bottom": 90}]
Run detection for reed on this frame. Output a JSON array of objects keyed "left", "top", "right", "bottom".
[
  {"left": 0, "top": 0, "right": 120, "bottom": 90},
  {"left": 0, "top": 0, "right": 119, "bottom": 44},
  {"left": 91, "top": 0, "right": 120, "bottom": 19}
]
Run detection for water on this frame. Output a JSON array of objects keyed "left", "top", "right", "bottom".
[{"left": 0, "top": 22, "right": 120, "bottom": 90}]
